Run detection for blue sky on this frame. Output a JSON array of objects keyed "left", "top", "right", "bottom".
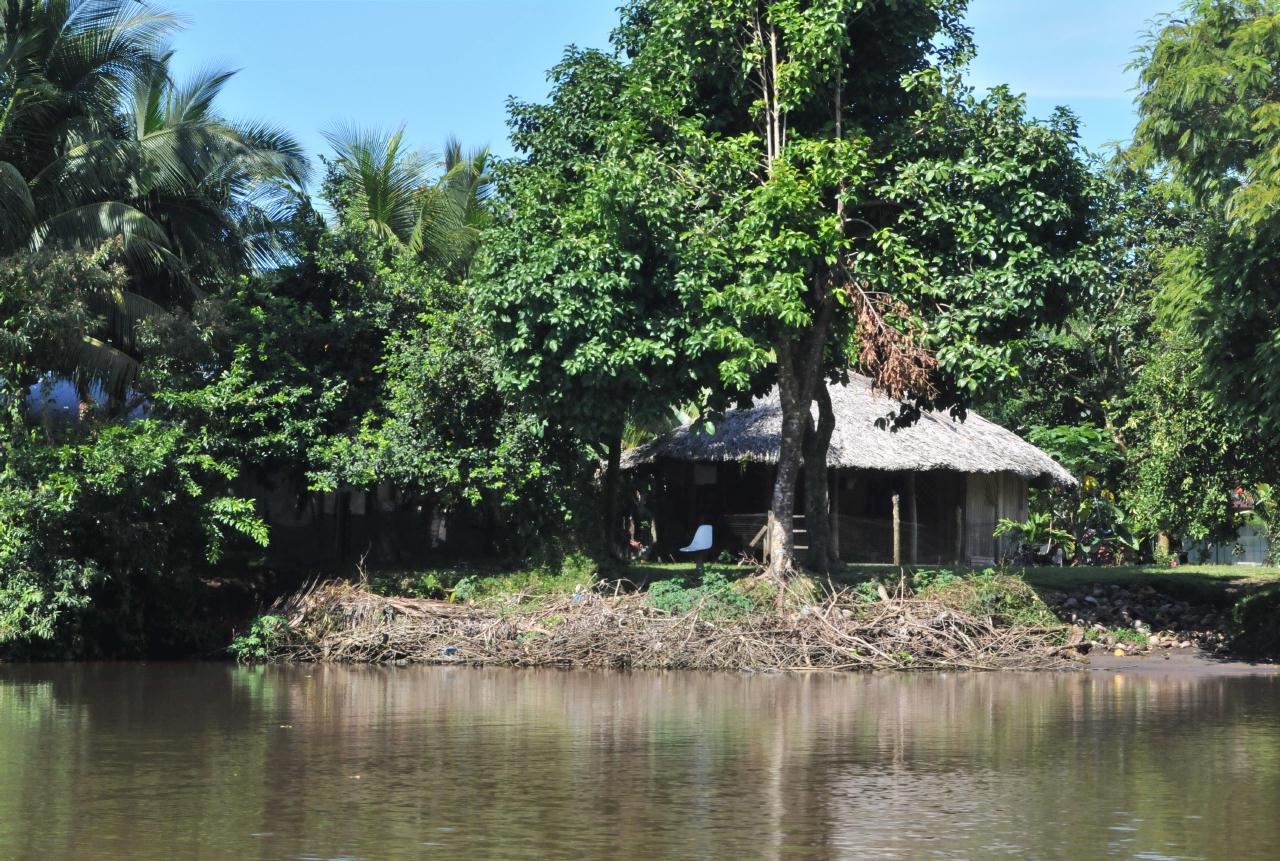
[{"left": 167, "top": 0, "right": 1174, "bottom": 169}]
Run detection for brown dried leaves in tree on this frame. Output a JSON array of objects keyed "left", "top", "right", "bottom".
[{"left": 842, "top": 277, "right": 938, "bottom": 404}]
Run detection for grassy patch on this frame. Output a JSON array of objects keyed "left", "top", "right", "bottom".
[
  {"left": 914, "top": 569, "right": 1061, "bottom": 629},
  {"left": 367, "top": 551, "right": 598, "bottom": 605},
  {"left": 824, "top": 563, "right": 1280, "bottom": 606},
  {"left": 1017, "top": 565, "right": 1280, "bottom": 606}
]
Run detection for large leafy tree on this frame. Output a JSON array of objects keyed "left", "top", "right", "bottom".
[
  {"left": 982, "top": 165, "right": 1192, "bottom": 438},
  {"left": 477, "top": 49, "right": 732, "bottom": 558},
  {"left": 487, "top": 1, "right": 1096, "bottom": 575},
  {"left": 1134, "top": 0, "right": 1280, "bottom": 433},
  {"left": 1121, "top": 331, "right": 1270, "bottom": 544}
]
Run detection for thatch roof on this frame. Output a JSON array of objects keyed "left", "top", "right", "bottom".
[{"left": 622, "top": 376, "right": 1076, "bottom": 486}]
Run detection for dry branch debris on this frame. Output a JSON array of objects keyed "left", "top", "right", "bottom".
[{"left": 263, "top": 581, "right": 1078, "bottom": 672}]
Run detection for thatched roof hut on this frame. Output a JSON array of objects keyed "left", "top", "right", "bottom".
[
  {"left": 622, "top": 377, "right": 1074, "bottom": 565},
  {"left": 623, "top": 375, "right": 1075, "bottom": 487}
]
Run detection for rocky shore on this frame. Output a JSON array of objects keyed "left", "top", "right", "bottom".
[{"left": 1045, "top": 583, "right": 1231, "bottom": 655}]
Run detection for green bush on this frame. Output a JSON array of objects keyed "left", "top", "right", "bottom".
[
  {"left": 0, "top": 420, "right": 266, "bottom": 656},
  {"left": 1231, "top": 586, "right": 1280, "bottom": 658},
  {"left": 909, "top": 568, "right": 962, "bottom": 591},
  {"left": 228, "top": 615, "right": 287, "bottom": 663},
  {"left": 646, "top": 571, "right": 755, "bottom": 619}
]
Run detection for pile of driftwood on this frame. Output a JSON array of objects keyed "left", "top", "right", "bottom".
[{"left": 261, "top": 580, "right": 1078, "bottom": 672}]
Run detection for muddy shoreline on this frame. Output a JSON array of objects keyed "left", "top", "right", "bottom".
[{"left": 1086, "top": 649, "right": 1280, "bottom": 676}]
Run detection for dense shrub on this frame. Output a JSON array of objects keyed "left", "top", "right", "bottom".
[
  {"left": 0, "top": 421, "right": 266, "bottom": 656},
  {"left": 1230, "top": 586, "right": 1280, "bottom": 659}
]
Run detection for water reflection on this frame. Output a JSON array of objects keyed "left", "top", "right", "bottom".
[{"left": 0, "top": 663, "right": 1278, "bottom": 860}]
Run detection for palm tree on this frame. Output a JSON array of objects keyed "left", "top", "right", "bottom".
[
  {"left": 321, "top": 125, "right": 493, "bottom": 275},
  {"left": 118, "top": 53, "right": 309, "bottom": 278},
  {"left": 1, "top": 1, "right": 308, "bottom": 398},
  {"left": 437, "top": 135, "right": 494, "bottom": 277},
  {"left": 1, "top": 0, "right": 179, "bottom": 263}
]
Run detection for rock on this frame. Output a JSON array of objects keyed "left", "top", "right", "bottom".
[
  {"left": 1084, "top": 596, "right": 1100, "bottom": 606},
  {"left": 1148, "top": 635, "right": 1161, "bottom": 645}
]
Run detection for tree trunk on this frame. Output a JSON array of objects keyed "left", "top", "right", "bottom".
[
  {"left": 603, "top": 434, "right": 624, "bottom": 561},
  {"left": 765, "top": 294, "right": 834, "bottom": 579},
  {"left": 766, "top": 383, "right": 807, "bottom": 579},
  {"left": 804, "top": 384, "right": 836, "bottom": 573}
]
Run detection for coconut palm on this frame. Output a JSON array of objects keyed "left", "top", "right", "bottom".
[
  {"left": 1, "top": 1, "right": 308, "bottom": 398},
  {"left": 436, "top": 135, "right": 494, "bottom": 277},
  {"left": 321, "top": 125, "right": 493, "bottom": 275},
  {"left": 1, "top": 0, "right": 178, "bottom": 262},
  {"left": 117, "top": 54, "right": 309, "bottom": 277}
]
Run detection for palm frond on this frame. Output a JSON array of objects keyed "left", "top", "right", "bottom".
[
  {"left": 31, "top": 199, "right": 176, "bottom": 273},
  {"left": 322, "top": 122, "right": 433, "bottom": 243},
  {"left": 71, "top": 332, "right": 139, "bottom": 399},
  {"left": 0, "top": 160, "right": 36, "bottom": 251}
]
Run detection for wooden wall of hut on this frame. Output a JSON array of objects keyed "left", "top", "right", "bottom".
[{"left": 642, "top": 462, "right": 978, "bottom": 565}]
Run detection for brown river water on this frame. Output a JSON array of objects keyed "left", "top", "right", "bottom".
[{"left": 1, "top": 661, "right": 1279, "bottom": 860}]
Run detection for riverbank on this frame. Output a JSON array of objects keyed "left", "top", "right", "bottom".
[
  {"left": 241, "top": 573, "right": 1077, "bottom": 671},
  {"left": 233, "top": 563, "right": 1280, "bottom": 671},
  {"left": 1088, "top": 649, "right": 1280, "bottom": 675}
]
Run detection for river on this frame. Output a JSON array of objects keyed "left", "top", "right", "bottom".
[{"left": 1, "top": 662, "right": 1278, "bottom": 860}]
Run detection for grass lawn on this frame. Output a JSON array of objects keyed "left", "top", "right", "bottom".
[{"left": 622, "top": 560, "right": 1280, "bottom": 605}]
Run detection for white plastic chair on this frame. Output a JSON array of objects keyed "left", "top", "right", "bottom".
[{"left": 679, "top": 525, "right": 713, "bottom": 554}]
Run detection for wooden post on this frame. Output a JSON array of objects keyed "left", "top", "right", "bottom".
[
  {"left": 829, "top": 471, "right": 841, "bottom": 562},
  {"left": 892, "top": 493, "right": 901, "bottom": 567},
  {"left": 765, "top": 509, "right": 776, "bottom": 564},
  {"left": 908, "top": 474, "right": 918, "bottom": 564},
  {"left": 955, "top": 505, "right": 964, "bottom": 565}
]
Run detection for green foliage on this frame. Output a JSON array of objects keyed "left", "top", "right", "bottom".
[
  {"left": 850, "top": 579, "right": 885, "bottom": 604},
  {"left": 995, "top": 513, "right": 1076, "bottom": 554},
  {"left": 228, "top": 615, "right": 287, "bottom": 663},
  {"left": 1134, "top": 0, "right": 1280, "bottom": 434},
  {"left": 1027, "top": 425, "right": 1123, "bottom": 480},
  {"left": 0, "top": 419, "right": 266, "bottom": 652},
  {"left": 981, "top": 166, "right": 1192, "bottom": 436},
  {"left": 909, "top": 568, "right": 961, "bottom": 591},
  {"left": 1121, "top": 332, "right": 1267, "bottom": 541},
  {"left": 476, "top": 48, "right": 728, "bottom": 448},
  {"left": 915, "top": 568, "right": 1060, "bottom": 628},
  {"left": 1084, "top": 626, "right": 1148, "bottom": 645},
  {"left": 646, "top": 571, "right": 755, "bottom": 619},
  {"left": 1230, "top": 585, "right": 1280, "bottom": 658},
  {"left": 304, "top": 268, "right": 581, "bottom": 549}
]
